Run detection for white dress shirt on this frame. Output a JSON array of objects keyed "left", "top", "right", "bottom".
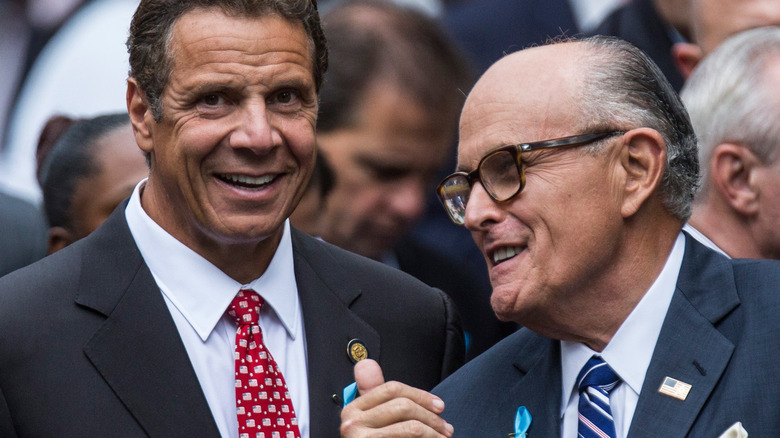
[
  {"left": 682, "top": 222, "right": 730, "bottom": 258},
  {"left": 560, "top": 232, "right": 686, "bottom": 438},
  {"left": 125, "top": 180, "right": 310, "bottom": 438}
]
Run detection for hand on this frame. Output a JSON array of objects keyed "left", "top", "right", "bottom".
[{"left": 340, "top": 359, "right": 454, "bottom": 437}]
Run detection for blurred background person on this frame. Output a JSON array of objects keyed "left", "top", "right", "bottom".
[
  {"left": 589, "top": 0, "right": 691, "bottom": 92},
  {"left": 441, "top": 0, "right": 579, "bottom": 76},
  {"left": 0, "top": 0, "right": 87, "bottom": 154},
  {"left": 289, "top": 150, "right": 335, "bottom": 238},
  {"left": 681, "top": 27, "right": 780, "bottom": 259},
  {"left": 316, "top": 0, "right": 515, "bottom": 359},
  {"left": 0, "top": 191, "right": 47, "bottom": 277},
  {"left": 673, "top": 0, "right": 780, "bottom": 79},
  {"left": 38, "top": 112, "right": 147, "bottom": 253},
  {"left": 1, "top": 0, "right": 140, "bottom": 203},
  {"left": 0, "top": 111, "right": 80, "bottom": 277}
]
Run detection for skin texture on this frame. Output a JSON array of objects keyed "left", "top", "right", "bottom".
[
  {"left": 341, "top": 359, "right": 453, "bottom": 438},
  {"left": 127, "top": 9, "right": 318, "bottom": 283},
  {"left": 48, "top": 124, "right": 148, "bottom": 253},
  {"left": 317, "top": 82, "right": 453, "bottom": 260}
]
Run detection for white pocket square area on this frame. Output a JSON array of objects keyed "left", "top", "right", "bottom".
[{"left": 718, "top": 421, "right": 748, "bottom": 438}]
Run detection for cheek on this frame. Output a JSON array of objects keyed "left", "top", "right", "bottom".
[{"left": 279, "top": 118, "right": 316, "bottom": 157}]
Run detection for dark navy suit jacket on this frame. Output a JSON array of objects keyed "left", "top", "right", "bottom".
[
  {"left": 0, "top": 203, "right": 464, "bottom": 437},
  {"left": 434, "top": 234, "right": 780, "bottom": 437}
]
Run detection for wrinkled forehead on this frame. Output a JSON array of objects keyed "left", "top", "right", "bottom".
[{"left": 457, "top": 43, "right": 586, "bottom": 169}]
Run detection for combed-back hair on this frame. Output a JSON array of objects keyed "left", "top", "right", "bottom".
[
  {"left": 127, "top": 0, "right": 328, "bottom": 121},
  {"left": 39, "top": 113, "right": 130, "bottom": 229},
  {"left": 576, "top": 35, "right": 699, "bottom": 220}
]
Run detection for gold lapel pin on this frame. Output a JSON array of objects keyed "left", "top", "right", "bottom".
[
  {"left": 347, "top": 338, "right": 369, "bottom": 363},
  {"left": 658, "top": 376, "right": 692, "bottom": 400}
]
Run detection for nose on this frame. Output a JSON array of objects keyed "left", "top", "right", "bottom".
[
  {"left": 463, "top": 182, "right": 504, "bottom": 231},
  {"left": 387, "top": 178, "right": 426, "bottom": 224},
  {"left": 228, "top": 100, "right": 278, "bottom": 153}
]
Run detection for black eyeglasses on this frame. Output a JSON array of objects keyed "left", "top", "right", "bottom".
[{"left": 436, "top": 131, "right": 625, "bottom": 225}]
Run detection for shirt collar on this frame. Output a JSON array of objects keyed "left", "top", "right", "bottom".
[
  {"left": 560, "top": 231, "right": 686, "bottom": 415},
  {"left": 124, "top": 179, "right": 300, "bottom": 342}
]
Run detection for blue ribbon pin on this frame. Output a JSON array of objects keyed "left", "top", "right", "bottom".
[
  {"left": 342, "top": 381, "right": 358, "bottom": 407},
  {"left": 509, "top": 406, "right": 532, "bottom": 438}
]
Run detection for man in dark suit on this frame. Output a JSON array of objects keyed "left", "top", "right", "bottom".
[
  {"left": 0, "top": 190, "right": 46, "bottom": 277},
  {"left": 340, "top": 36, "right": 780, "bottom": 437},
  {"left": 0, "top": 0, "right": 463, "bottom": 436}
]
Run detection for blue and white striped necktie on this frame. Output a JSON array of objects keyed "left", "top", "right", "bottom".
[{"left": 577, "top": 356, "right": 622, "bottom": 438}]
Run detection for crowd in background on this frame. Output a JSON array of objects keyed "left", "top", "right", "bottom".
[{"left": 2, "top": 0, "right": 780, "bottom": 435}]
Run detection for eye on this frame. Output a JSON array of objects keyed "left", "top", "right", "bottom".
[
  {"left": 276, "top": 91, "right": 294, "bottom": 103},
  {"left": 269, "top": 89, "right": 301, "bottom": 106},
  {"left": 202, "top": 94, "right": 223, "bottom": 106}
]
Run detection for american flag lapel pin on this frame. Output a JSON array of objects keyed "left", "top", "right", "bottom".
[{"left": 658, "top": 376, "right": 692, "bottom": 401}]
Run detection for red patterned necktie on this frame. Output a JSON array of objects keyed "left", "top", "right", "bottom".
[{"left": 228, "top": 289, "right": 301, "bottom": 438}]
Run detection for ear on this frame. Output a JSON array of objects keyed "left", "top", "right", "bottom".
[
  {"left": 47, "top": 227, "right": 74, "bottom": 254},
  {"left": 709, "top": 143, "right": 759, "bottom": 216},
  {"left": 126, "top": 78, "right": 155, "bottom": 154},
  {"left": 672, "top": 42, "right": 703, "bottom": 79},
  {"left": 618, "top": 128, "right": 666, "bottom": 218}
]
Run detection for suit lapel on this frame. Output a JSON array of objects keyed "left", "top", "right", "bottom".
[
  {"left": 291, "top": 230, "right": 381, "bottom": 434},
  {"left": 78, "top": 209, "right": 220, "bottom": 436},
  {"left": 511, "top": 336, "right": 563, "bottom": 438},
  {"left": 628, "top": 235, "right": 739, "bottom": 438}
]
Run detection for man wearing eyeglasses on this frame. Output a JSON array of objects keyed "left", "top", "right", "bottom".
[{"left": 340, "top": 35, "right": 780, "bottom": 438}]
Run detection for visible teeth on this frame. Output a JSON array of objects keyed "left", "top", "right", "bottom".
[
  {"left": 221, "top": 174, "right": 274, "bottom": 186},
  {"left": 493, "top": 246, "right": 523, "bottom": 264}
]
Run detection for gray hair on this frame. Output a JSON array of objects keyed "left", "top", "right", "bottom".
[
  {"left": 575, "top": 35, "right": 699, "bottom": 220},
  {"left": 681, "top": 26, "right": 780, "bottom": 200}
]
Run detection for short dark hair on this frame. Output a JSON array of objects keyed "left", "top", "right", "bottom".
[
  {"left": 39, "top": 113, "right": 130, "bottom": 229},
  {"left": 127, "top": 0, "right": 328, "bottom": 121},
  {"left": 317, "top": 0, "right": 471, "bottom": 133},
  {"left": 35, "top": 115, "right": 82, "bottom": 181}
]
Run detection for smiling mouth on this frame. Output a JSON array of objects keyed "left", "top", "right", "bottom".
[
  {"left": 217, "top": 173, "right": 276, "bottom": 190},
  {"left": 492, "top": 246, "right": 525, "bottom": 264}
]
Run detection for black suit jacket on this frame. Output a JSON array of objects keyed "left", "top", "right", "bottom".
[
  {"left": 0, "top": 191, "right": 46, "bottom": 277},
  {"left": 0, "top": 204, "right": 464, "bottom": 437},
  {"left": 394, "top": 238, "right": 517, "bottom": 360},
  {"left": 434, "top": 234, "right": 780, "bottom": 437}
]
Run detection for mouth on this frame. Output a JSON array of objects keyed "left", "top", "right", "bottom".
[
  {"left": 216, "top": 173, "right": 276, "bottom": 190},
  {"left": 490, "top": 245, "right": 525, "bottom": 265}
]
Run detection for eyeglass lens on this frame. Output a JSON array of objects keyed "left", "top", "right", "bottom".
[
  {"left": 480, "top": 150, "right": 522, "bottom": 201},
  {"left": 440, "top": 177, "right": 470, "bottom": 224},
  {"left": 439, "top": 149, "right": 523, "bottom": 224}
]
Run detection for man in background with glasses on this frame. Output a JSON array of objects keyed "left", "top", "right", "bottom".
[{"left": 340, "top": 35, "right": 780, "bottom": 437}]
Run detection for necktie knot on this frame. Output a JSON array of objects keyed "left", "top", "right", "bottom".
[
  {"left": 577, "top": 356, "right": 620, "bottom": 394},
  {"left": 228, "top": 289, "right": 263, "bottom": 326}
]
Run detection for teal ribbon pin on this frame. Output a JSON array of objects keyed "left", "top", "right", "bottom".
[
  {"left": 342, "top": 381, "right": 358, "bottom": 407},
  {"left": 508, "top": 406, "right": 532, "bottom": 438}
]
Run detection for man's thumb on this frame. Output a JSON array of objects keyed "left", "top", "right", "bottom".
[{"left": 354, "top": 359, "right": 385, "bottom": 395}]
